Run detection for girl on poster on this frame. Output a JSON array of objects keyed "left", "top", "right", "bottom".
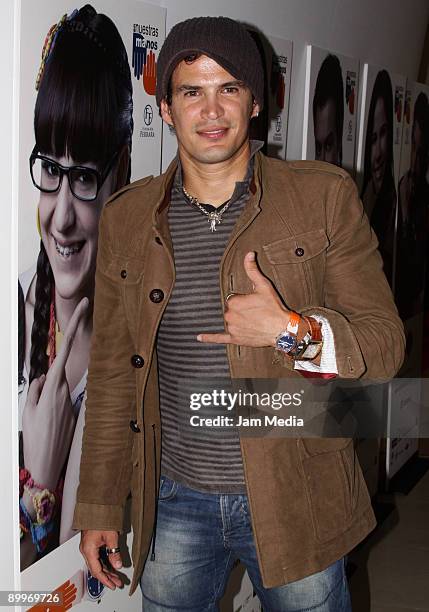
[
  {"left": 361, "top": 69, "right": 396, "bottom": 285},
  {"left": 18, "top": 4, "right": 133, "bottom": 569}
]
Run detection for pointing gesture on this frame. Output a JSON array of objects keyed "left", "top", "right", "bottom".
[
  {"left": 197, "top": 252, "right": 291, "bottom": 347},
  {"left": 23, "top": 297, "right": 89, "bottom": 492}
]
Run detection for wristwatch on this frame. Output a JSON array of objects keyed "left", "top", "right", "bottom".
[
  {"left": 294, "top": 316, "right": 323, "bottom": 360},
  {"left": 275, "top": 314, "right": 323, "bottom": 361},
  {"left": 275, "top": 311, "right": 300, "bottom": 355}
]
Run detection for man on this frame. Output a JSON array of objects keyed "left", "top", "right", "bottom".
[
  {"left": 313, "top": 54, "right": 344, "bottom": 166},
  {"left": 73, "top": 17, "right": 404, "bottom": 611}
]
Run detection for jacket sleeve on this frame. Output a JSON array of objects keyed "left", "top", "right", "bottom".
[
  {"left": 72, "top": 209, "right": 136, "bottom": 533},
  {"left": 300, "top": 174, "right": 405, "bottom": 379}
]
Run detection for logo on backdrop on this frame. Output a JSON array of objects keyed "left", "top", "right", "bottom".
[
  {"left": 144, "top": 104, "right": 153, "bottom": 126},
  {"left": 132, "top": 23, "right": 159, "bottom": 95}
]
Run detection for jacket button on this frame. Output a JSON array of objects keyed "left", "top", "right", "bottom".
[
  {"left": 295, "top": 247, "right": 304, "bottom": 257},
  {"left": 155, "top": 236, "right": 162, "bottom": 245},
  {"left": 131, "top": 354, "right": 144, "bottom": 368},
  {"left": 150, "top": 289, "right": 164, "bottom": 303},
  {"left": 120, "top": 269, "right": 127, "bottom": 278},
  {"left": 129, "top": 420, "right": 141, "bottom": 433}
]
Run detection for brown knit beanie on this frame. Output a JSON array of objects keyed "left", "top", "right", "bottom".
[{"left": 156, "top": 16, "right": 264, "bottom": 110}]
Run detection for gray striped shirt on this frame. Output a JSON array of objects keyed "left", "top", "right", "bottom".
[{"left": 157, "top": 141, "right": 263, "bottom": 493}]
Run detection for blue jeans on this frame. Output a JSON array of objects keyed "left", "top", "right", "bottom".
[{"left": 140, "top": 475, "right": 352, "bottom": 611}]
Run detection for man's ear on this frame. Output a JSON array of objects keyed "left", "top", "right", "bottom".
[
  {"left": 251, "top": 100, "right": 260, "bottom": 119},
  {"left": 160, "top": 99, "right": 174, "bottom": 126}
]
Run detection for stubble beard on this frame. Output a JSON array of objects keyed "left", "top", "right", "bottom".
[{"left": 183, "top": 123, "right": 251, "bottom": 165}]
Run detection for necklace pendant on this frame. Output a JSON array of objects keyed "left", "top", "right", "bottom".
[{"left": 209, "top": 217, "right": 217, "bottom": 232}]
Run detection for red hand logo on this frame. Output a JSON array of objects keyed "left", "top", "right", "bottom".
[
  {"left": 143, "top": 50, "right": 157, "bottom": 96},
  {"left": 28, "top": 580, "right": 77, "bottom": 611}
]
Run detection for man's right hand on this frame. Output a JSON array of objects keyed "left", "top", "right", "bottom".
[{"left": 80, "top": 530, "right": 124, "bottom": 590}]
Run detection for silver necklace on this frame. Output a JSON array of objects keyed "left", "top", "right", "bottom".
[{"left": 182, "top": 186, "right": 232, "bottom": 232}]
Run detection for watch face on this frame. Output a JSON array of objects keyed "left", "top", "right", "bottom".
[
  {"left": 86, "top": 570, "right": 105, "bottom": 600},
  {"left": 276, "top": 334, "right": 295, "bottom": 353}
]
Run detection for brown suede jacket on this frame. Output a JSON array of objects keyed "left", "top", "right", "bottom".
[{"left": 72, "top": 152, "right": 405, "bottom": 595}]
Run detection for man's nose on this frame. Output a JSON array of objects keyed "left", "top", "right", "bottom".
[
  {"left": 201, "top": 93, "right": 224, "bottom": 120},
  {"left": 53, "top": 175, "right": 76, "bottom": 233}
]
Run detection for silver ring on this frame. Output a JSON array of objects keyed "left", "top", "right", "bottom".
[
  {"left": 105, "top": 546, "right": 120, "bottom": 555},
  {"left": 225, "top": 292, "right": 236, "bottom": 303}
]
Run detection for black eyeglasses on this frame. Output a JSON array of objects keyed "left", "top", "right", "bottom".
[{"left": 29, "top": 147, "right": 118, "bottom": 202}]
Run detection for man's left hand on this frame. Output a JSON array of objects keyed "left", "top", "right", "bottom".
[{"left": 197, "top": 252, "right": 290, "bottom": 347}]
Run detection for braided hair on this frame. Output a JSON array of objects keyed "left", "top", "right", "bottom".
[
  {"left": 29, "top": 244, "right": 54, "bottom": 381},
  {"left": 29, "top": 4, "right": 133, "bottom": 383}
]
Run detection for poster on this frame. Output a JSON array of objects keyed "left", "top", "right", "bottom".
[
  {"left": 248, "top": 33, "right": 292, "bottom": 160},
  {"left": 302, "top": 45, "right": 359, "bottom": 175},
  {"left": 355, "top": 64, "right": 406, "bottom": 287},
  {"left": 395, "top": 80, "right": 429, "bottom": 324},
  {"left": 18, "top": 1, "right": 165, "bottom": 607},
  {"left": 387, "top": 81, "right": 429, "bottom": 479}
]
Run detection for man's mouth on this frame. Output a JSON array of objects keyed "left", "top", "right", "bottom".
[
  {"left": 53, "top": 237, "right": 84, "bottom": 258},
  {"left": 197, "top": 128, "right": 229, "bottom": 139}
]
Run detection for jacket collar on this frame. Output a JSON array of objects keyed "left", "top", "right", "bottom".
[{"left": 152, "top": 142, "right": 265, "bottom": 229}]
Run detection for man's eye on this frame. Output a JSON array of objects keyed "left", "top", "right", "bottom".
[
  {"left": 222, "top": 87, "right": 239, "bottom": 94},
  {"left": 184, "top": 90, "right": 198, "bottom": 97}
]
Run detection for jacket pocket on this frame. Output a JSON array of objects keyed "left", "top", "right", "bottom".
[
  {"left": 263, "top": 229, "right": 329, "bottom": 309},
  {"left": 103, "top": 254, "right": 144, "bottom": 338},
  {"left": 299, "top": 438, "right": 357, "bottom": 543},
  {"left": 301, "top": 438, "right": 351, "bottom": 454},
  {"left": 102, "top": 253, "right": 144, "bottom": 284}
]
